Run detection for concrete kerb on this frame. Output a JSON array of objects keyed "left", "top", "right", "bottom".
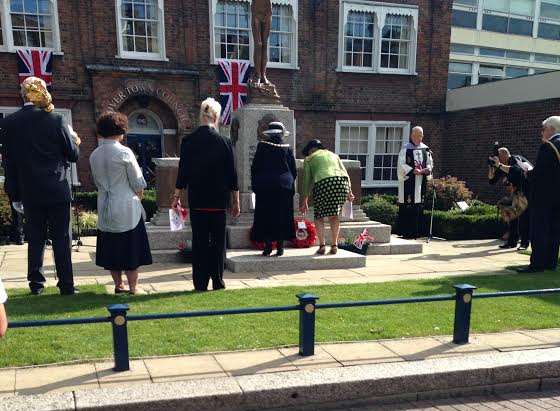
[{"left": 4, "top": 348, "right": 560, "bottom": 410}]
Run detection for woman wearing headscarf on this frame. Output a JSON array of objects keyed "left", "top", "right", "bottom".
[
  {"left": 90, "top": 112, "right": 152, "bottom": 295},
  {"left": 251, "top": 122, "right": 297, "bottom": 256},
  {"left": 300, "top": 140, "right": 354, "bottom": 255}
]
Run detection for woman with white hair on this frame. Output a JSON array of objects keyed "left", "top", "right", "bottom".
[{"left": 172, "top": 98, "right": 240, "bottom": 291}]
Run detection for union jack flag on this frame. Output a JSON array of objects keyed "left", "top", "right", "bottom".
[
  {"left": 16, "top": 49, "right": 53, "bottom": 86},
  {"left": 217, "top": 60, "right": 250, "bottom": 125}
]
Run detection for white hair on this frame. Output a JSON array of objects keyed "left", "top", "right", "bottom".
[
  {"left": 412, "top": 126, "right": 424, "bottom": 135},
  {"left": 498, "top": 147, "right": 511, "bottom": 157},
  {"left": 200, "top": 97, "right": 222, "bottom": 127},
  {"left": 543, "top": 116, "right": 560, "bottom": 133}
]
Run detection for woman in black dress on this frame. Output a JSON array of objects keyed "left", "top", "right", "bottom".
[{"left": 251, "top": 122, "right": 297, "bottom": 256}]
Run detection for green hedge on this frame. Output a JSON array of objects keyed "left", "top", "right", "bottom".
[
  {"left": 74, "top": 190, "right": 157, "bottom": 221},
  {"left": 361, "top": 195, "right": 506, "bottom": 240}
]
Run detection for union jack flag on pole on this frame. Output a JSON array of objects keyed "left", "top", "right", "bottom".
[
  {"left": 217, "top": 60, "right": 250, "bottom": 125},
  {"left": 16, "top": 49, "right": 53, "bottom": 86}
]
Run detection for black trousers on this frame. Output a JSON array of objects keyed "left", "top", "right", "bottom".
[
  {"left": 398, "top": 204, "right": 424, "bottom": 239},
  {"left": 507, "top": 208, "right": 530, "bottom": 247},
  {"left": 190, "top": 210, "right": 226, "bottom": 291},
  {"left": 25, "top": 203, "right": 74, "bottom": 292},
  {"left": 9, "top": 202, "right": 24, "bottom": 243},
  {"left": 530, "top": 206, "right": 560, "bottom": 270}
]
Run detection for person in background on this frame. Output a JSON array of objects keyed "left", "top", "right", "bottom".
[
  {"left": 0, "top": 77, "right": 80, "bottom": 295},
  {"left": 251, "top": 122, "right": 297, "bottom": 256},
  {"left": 300, "top": 139, "right": 354, "bottom": 255},
  {"left": 489, "top": 147, "right": 531, "bottom": 250},
  {"left": 0, "top": 147, "right": 24, "bottom": 245},
  {"left": 0, "top": 277, "right": 7, "bottom": 337},
  {"left": 172, "top": 98, "right": 240, "bottom": 291},
  {"left": 90, "top": 112, "right": 152, "bottom": 295},
  {"left": 396, "top": 126, "right": 433, "bottom": 239},
  {"left": 516, "top": 116, "right": 560, "bottom": 273}
]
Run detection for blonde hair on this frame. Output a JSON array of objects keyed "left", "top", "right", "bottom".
[
  {"left": 199, "top": 98, "right": 222, "bottom": 127},
  {"left": 21, "top": 77, "right": 54, "bottom": 112}
]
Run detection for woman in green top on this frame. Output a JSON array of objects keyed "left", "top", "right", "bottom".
[{"left": 300, "top": 140, "right": 354, "bottom": 255}]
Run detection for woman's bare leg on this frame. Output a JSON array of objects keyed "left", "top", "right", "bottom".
[
  {"left": 125, "top": 270, "right": 139, "bottom": 293},
  {"left": 111, "top": 271, "right": 124, "bottom": 290},
  {"left": 329, "top": 216, "right": 340, "bottom": 246}
]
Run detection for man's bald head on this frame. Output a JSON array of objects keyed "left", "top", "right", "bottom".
[{"left": 411, "top": 126, "right": 424, "bottom": 146}]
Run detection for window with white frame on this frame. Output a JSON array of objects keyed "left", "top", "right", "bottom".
[
  {"left": 336, "top": 121, "right": 410, "bottom": 186},
  {"left": 448, "top": 61, "right": 473, "bottom": 89},
  {"left": 343, "top": 11, "right": 375, "bottom": 68},
  {"left": 338, "top": 2, "right": 418, "bottom": 74},
  {"left": 116, "top": 0, "right": 166, "bottom": 60},
  {"left": 269, "top": 4, "right": 293, "bottom": 64},
  {"left": 0, "top": 0, "right": 61, "bottom": 50},
  {"left": 210, "top": 0, "right": 298, "bottom": 68}
]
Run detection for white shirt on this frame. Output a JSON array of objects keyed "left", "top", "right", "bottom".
[
  {"left": 89, "top": 140, "right": 147, "bottom": 233},
  {"left": 0, "top": 278, "right": 7, "bottom": 304}
]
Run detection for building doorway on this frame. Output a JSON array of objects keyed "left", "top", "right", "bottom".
[{"left": 127, "top": 110, "right": 163, "bottom": 188}]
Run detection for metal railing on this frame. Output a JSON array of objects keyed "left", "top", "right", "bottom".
[{"left": 8, "top": 284, "right": 560, "bottom": 372}]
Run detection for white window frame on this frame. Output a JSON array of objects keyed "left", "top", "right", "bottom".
[
  {"left": 208, "top": 0, "right": 299, "bottom": 70},
  {"left": 0, "top": 106, "right": 79, "bottom": 185},
  {"left": 115, "top": 0, "right": 167, "bottom": 61},
  {"left": 0, "top": 0, "right": 62, "bottom": 52},
  {"left": 337, "top": 0, "right": 418, "bottom": 75},
  {"left": 335, "top": 120, "right": 410, "bottom": 188}
]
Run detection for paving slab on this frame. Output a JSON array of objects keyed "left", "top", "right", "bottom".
[
  {"left": 215, "top": 349, "right": 298, "bottom": 376},
  {"left": 226, "top": 248, "right": 366, "bottom": 273},
  {"left": 0, "top": 369, "right": 15, "bottom": 396},
  {"left": 278, "top": 346, "right": 342, "bottom": 369},
  {"left": 95, "top": 360, "right": 151, "bottom": 387},
  {"left": 382, "top": 336, "right": 498, "bottom": 360},
  {"left": 321, "top": 341, "right": 403, "bottom": 366},
  {"left": 474, "top": 332, "right": 554, "bottom": 352},
  {"left": 520, "top": 328, "right": 560, "bottom": 346},
  {"left": 144, "top": 355, "right": 227, "bottom": 382},
  {"left": 0, "top": 392, "right": 75, "bottom": 411},
  {"left": 15, "top": 363, "right": 99, "bottom": 395}
]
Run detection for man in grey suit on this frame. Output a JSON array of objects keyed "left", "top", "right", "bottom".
[{"left": 0, "top": 77, "right": 80, "bottom": 295}]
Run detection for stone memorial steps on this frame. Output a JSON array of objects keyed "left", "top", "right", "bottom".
[
  {"left": 145, "top": 224, "right": 192, "bottom": 251},
  {"left": 366, "top": 236, "right": 424, "bottom": 255},
  {"left": 225, "top": 247, "right": 366, "bottom": 273}
]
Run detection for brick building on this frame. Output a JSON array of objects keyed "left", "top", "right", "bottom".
[
  {"left": 0, "top": 0, "right": 451, "bottom": 191},
  {"left": 444, "top": 70, "right": 560, "bottom": 202}
]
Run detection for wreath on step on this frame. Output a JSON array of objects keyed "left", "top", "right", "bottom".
[{"left": 250, "top": 219, "right": 317, "bottom": 249}]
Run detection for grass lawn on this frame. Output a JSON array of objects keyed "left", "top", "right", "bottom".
[{"left": 1, "top": 269, "right": 560, "bottom": 368}]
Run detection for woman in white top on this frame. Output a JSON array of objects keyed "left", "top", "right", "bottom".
[
  {"left": 89, "top": 112, "right": 152, "bottom": 295},
  {"left": 0, "top": 278, "right": 8, "bottom": 337}
]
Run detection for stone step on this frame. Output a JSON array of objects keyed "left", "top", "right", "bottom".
[
  {"left": 146, "top": 224, "right": 192, "bottom": 250},
  {"left": 225, "top": 248, "right": 366, "bottom": 273},
  {"left": 228, "top": 220, "right": 391, "bottom": 249},
  {"left": 366, "top": 236, "right": 423, "bottom": 255}
]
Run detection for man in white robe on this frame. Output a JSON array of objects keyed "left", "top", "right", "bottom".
[{"left": 397, "top": 126, "right": 433, "bottom": 239}]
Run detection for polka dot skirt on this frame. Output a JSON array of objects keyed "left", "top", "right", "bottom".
[{"left": 312, "top": 176, "right": 350, "bottom": 219}]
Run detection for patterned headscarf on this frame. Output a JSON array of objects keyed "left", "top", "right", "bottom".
[{"left": 21, "top": 77, "right": 54, "bottom": 113}]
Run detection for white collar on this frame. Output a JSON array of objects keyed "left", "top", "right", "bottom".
[{"left": 23, "top": 102, "right": 34, "bottom": 107}]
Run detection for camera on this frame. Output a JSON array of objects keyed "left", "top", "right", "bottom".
[{"left": 488, "top": 141, "right": 500, "bottom": 166}]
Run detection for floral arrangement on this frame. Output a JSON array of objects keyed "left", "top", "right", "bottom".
[
  {"left": 250, "top": 219, "right": 317, "bottom": 250},
  {"left": 177, "top": 240, "right": 193, "bottom": 263},
  {"left": 338, "top": 229, "right": 375, "bottom": 255}
]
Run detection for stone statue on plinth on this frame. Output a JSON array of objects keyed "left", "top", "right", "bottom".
[{"left": 248, "top": 0, "right": 280, "bottom": 104}]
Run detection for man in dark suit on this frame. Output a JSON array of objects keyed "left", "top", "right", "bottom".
[
  {"left": 0, "top": 77, "right": 80, "bottom": 295},
  {"left": 517, "top": 116, "right": 560, "bottom": 273},
  {"left": 0, "top": 142, "right": 24, "bottom": 245}
]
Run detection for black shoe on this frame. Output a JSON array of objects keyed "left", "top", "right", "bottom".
[
  {"left": 275, "top": 241, "right": 284, "bottom": 257},
  {"left": 518, "top": 244, "right": 529, "bottom": 251},
  {"left": 516, "top": 266, "right": 544, "bottom": 273},
  {"left": 499, "top": 243, "right": 516, "bottom": 249},
  {"left": 30, "top": 288, "right": 44, "bottom": 295},
  {"left": 60, "top": 288, "right": 79, "bottom": 295},
  {"left": 262, "top": 242, "right": 273, "bottom": 257},
  {"left": 10, "top": 238, "right": 24, "bottom": 245},
  {"left": 213, "top": 284, "right": 226, "bottom": 291}
]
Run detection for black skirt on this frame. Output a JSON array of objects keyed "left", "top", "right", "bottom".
[
  {"left": 96, "top": 219, "right": 153, "bottom": 271},
  {"left": 252, "top": 188, "right": 295, "bottom": 242}
]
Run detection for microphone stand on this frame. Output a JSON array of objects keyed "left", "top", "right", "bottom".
[
  {"left": 71, "top": 163, "right": 83, "bottom": 251},
  {"left": 425, "top": 151, "right": 445, "bottom": 244}
]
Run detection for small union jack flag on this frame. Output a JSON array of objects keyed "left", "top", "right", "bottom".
[
  {"left": 217, "top": 60, "right": 250, "bottom": 125},
  {"left": 16, "top": 49, "right": 53, "bottom": 86}
]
